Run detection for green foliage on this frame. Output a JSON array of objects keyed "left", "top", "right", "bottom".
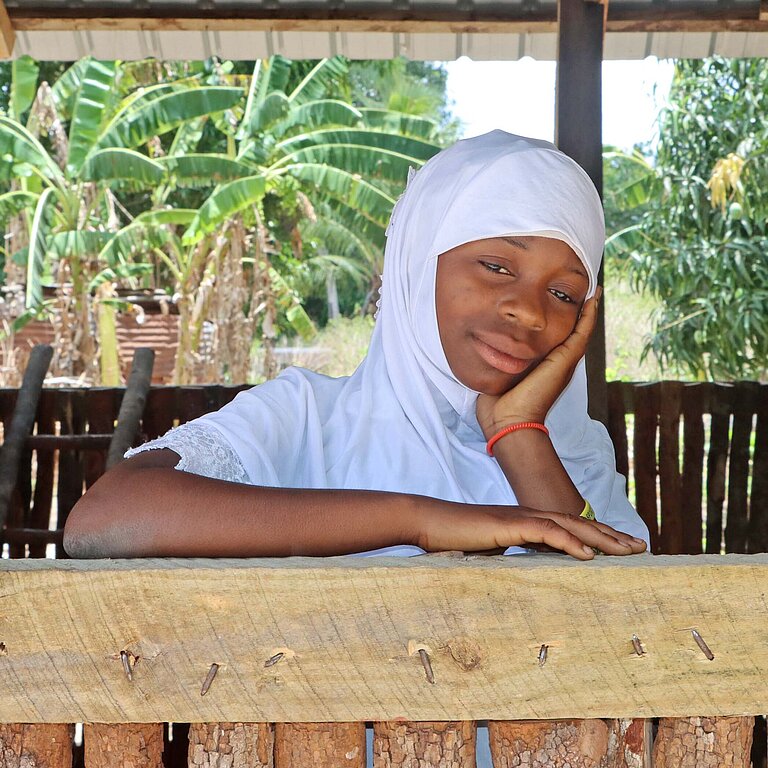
[{"left": 604, "top": 58, "right": 768, "bottom": 381}]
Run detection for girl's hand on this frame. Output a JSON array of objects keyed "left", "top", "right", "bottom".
[
  {"left": 416, "top": 499, "right": 646, "bottom": 560},
  {"left": 477, "top": 289, "right": 601, "bottom": 437}
]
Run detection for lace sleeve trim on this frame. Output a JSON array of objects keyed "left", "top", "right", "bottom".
[{"left": 125, "top": 422, "right": 251, "bottom": 484}]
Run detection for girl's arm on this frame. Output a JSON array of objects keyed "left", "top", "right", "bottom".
[
  {"left": 476, "top": 291, "right": 637, "bottom": 529},
  {"left": 63, "top": 447, "right": 644, "bottom": 559}
]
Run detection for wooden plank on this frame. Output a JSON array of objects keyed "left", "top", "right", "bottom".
[
  {"left": 55, "top": 390, "right": 86, "bottom": 529},
  {"left": 680, "top": 384, "right": 705, "bottom": 555},
  {"left": 725, "top": 382, "right": 755, "bottom": 554},
  {"left": 28, "top": 389, "right": 57, "bottom": 558},
  {"left": 555, "top": 0, "right": 606, "bottom": 424},
  {"left": 373, "top": 721, "right": 475, "bottom": 767},
  {"left": 653, "top": 716, "right": 754, "bottom": 767},
  {"left": 607, "top": 382, "right": 629, "bottom": 485},
  {"left": 705, "top": 384, "right": 732, "bottom": 555},
  {"left": 0, "top": 0, "right": 14, "bottom": 58},
  {"left": 84, "top": 723, "right": 163, "bottom": 768},
  {"left": 142, "top": 387, "right": 177, "bottom": 440},
  {"left": 10, "top": 13, "right": 768, "bottom": 35},
  {"left": 658, "top": 381, "right": 683, "bottom": 554},
  {"left": 188, "top": 723, "right": 273, "bottom": 767},
  {"left": 0, "top": 723, "right": 73, "bottom": 767},
  {"left": 632, "top": 384, "right": 659, "bottom": 552},
  {"left": 747, "top": 386, "right": 768, "bottom": 553},
  {"left": 274, "top": 723, "right": 364, "bottom": 768},
  {"left": 178, "top": 387, "right": 210, "bottom": 425},
  {"left": 84, "top": 389, "right": 117, "bottom": 490},
  {"left": 3, "top": 555, "right": 768, "bottom": 722}
]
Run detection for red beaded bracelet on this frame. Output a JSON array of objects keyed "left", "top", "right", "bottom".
[{"left": 486, "top": 421, "right": 550, "bottom": 455}]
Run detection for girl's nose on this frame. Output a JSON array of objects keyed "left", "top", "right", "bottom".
[{"left": 501, "top": 290, "right": 546, "bottom": 331}]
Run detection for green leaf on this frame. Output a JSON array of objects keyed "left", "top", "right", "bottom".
[
  {"left": 280, "top": 163, "right": 395, "bottom": 227},
  {"left": 0, "top": 190, "right": 39, "bottom": 225},
  {"left": 98, "top": 209, "right": 196, "bottom": 266},
  {"left": 359, "top": 109, "right": 439, "bottom": 140},
  {"left": 157, "top": 154, "right": 258, "bottom": 187},
  {"left": 26, "top": 186, "right": 56, "bottom": 310},
  {"left": 288, "top": 58, "right": 348, "bottom": 105},
  {"left": 94, "top": 87, "right": 243, "bottom": 151},
  {"left": 9, "top": 56, "right": 40, "bottom": 122},
  {"left": 80, "top": 148, "right": 166, "bottom": 185},
  {"left": 0, "top": 117, "right": 64, "bottom": 183},
  {"left": 50, "top": 59, "right": 91, "bottom": 121},
  {"left": 246, "top": 91, "right": 290, "bottom": 134},
  {"left": 67, "top": 60, "right": 118, "bottom": 175},
  {"left": 48, "top": 229, "right": 114, "bottom": 258},
  {"left": 183, "top": 175, "right": 267, "bottom": 243},
  {"left": 276, "top": 129, "right": 439, "bottom": 164},
  {"left": 274, "top": 99, "right": 362, "bottom": 137}
]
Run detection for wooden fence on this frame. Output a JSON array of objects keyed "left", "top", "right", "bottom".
[
  {"left": 0, "top": 554, "right": 765, "bottom": 767},
  {"left": 0, "top": 380, "right": 765, "bottom": 559}
]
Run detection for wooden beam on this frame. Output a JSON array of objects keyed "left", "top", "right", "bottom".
[
  {"left": 0, "top": 0, "right": 14, "bottom": 58},
  {"left": 9, "top": 12, "right": 768, "bottom": 35},
  {"left": 1, "top": 554, "right": 768, "bottom": 723},
  {"left": 555, "top": 0, "right": 607, "bottom": 424},
  {"left": 762, "top": 1, "right": 768, "bottom": 22}
]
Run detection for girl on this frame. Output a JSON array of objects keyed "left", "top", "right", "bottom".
[{"left": 63, "top": 130, "right": 649, "bottom": 560}]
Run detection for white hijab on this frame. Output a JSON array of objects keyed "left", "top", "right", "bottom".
[{"left": 201, "top": 130, "right": 650, "bottom": 551}]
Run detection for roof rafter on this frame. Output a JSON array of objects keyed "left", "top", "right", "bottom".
[{"left": 0, "top": 0, "right": 14, "bottom": 57}]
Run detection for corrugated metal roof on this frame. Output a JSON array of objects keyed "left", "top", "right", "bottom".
[{"left": 6, "top": 0, "right": 768, "bottom": 59}]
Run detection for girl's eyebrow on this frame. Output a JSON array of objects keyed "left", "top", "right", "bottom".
[{"left": 500, "top": 236, "right": 589, "bottom": 281}]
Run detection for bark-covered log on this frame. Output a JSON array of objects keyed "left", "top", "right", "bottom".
[
  {"left": 188, "top": 722, "right": 274, "bottom": 767},
  {"left": 84, "top": 723, "right": 163, "bottom": 768},
  {"left": 373, "top": 720, "right": 476, "bottom": 767},
  {"left": 274, "top": 723, "right": 364, "bottom": 768},
  {"left": 652, "top": 716, "right": 754, "bottom": 768},
  {"left": 0, "top": 723, "right": 72, "bottom": 768}
]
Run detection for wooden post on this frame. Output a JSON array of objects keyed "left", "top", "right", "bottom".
[
  {"left": 84, "top": 723, "right": 163, "bottom": 768},
  {"left": 106, "top": 348, "right": 155, "bottom": 469},
  {"left": 653, "top": 716, "right": 754, "bottom": 767},
  {"left": 555, "top": 0, "right": 608, "bottom": 424},
  {"left": 0, "top": 0, "right": 14, "bottom": 58},
  {"left": 274, "top": 723, "right": 365, "bottom": 768},
  {"left": 188, "top": 723, "right": 274, "bottom": 768},
  {"left": 0, "top": 723, "right": 72, "bottom": 768},
  {"left": 0, "top": 345, "right": 53, "bottom": 533},
  {"left": 373, "top": 721, "right": 476, "bottom": 767}
]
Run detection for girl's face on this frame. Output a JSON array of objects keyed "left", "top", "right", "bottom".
[{"left": 435, "top": 235, "right": 590, "bottom": 396}]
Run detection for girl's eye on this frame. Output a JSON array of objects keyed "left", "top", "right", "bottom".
[
  {"left": 481, "top": 261, "right": 512, "bottom": 276},
  {"left": 549, "top": 288, "right": 576, "bottom": 304}
]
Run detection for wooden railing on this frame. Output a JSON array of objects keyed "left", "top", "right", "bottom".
[
  {"left": 0, "top": 554, "right": 763, "bottom": 766},
  {"left": 0, "top": 380, "right": 765, "bottom": 559}
]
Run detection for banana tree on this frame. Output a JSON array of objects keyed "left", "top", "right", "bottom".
[{"left": 0, "top": 57, "right": 242, "bottom": 382}]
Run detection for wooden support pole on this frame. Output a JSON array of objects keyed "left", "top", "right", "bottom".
[
  {"left": 555, "top": 0, "right": 608, "bottom": 423},
  {"left": 106, "top": 347, "right": 154, "bottom": 469},
  {"left": 0, "top": 723, "right": 72, "bottom": 767},
  {"left": 274, "top": 723, "right": 364, "bottom": 768},
  {"left": 84, "top": 723, "right": 163, "bottom": 768},
  {"left": 373, "top": 721, "right": 476, "bottom": 767},
  {"left": 188, "top": 723, "right": 274, "bottom": 768},
  {"left": 0, "top": 0, "right": 14, "bottom": 58},
  {"left": 653, "top": 716, "right": 754, "bottom": 767},
  {"left": 0, "top": 344, "right": 53, "bottom": 532}
]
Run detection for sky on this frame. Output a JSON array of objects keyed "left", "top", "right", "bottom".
[{"left": 445, "top": 57, "right": 676, "bottom": 151}]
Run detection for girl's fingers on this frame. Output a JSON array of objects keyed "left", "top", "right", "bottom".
[{"left": 505, "top": 516, "right": 596, "bottom": 560}]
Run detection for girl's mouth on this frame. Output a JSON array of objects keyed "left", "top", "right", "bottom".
[{"left": 473, "top": 336, "right": 533, "bottom": 376}]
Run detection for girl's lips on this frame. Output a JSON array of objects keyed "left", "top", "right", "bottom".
[{"left": 473, "top": 336, "right": 533, "bottom": 375}]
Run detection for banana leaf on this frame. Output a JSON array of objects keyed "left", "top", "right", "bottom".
[
  {"left": 80, "top": 148, "right": 166, "bottom": 185},
  {"left": 9, "top": 56, "right": 40, "bottom": 122}
]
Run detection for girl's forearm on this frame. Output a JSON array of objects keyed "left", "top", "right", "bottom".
[
  {"left": 489, "top": 429, "right": 585, "bottom": 514},
  {"left": 63, "top": 450, "right": 421, "bottom": 558}
]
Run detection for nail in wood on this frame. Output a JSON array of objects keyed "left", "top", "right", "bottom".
[
  {"left": 264, "top": 652, "right": 284, "bottom": 668},
  {"left": 538, "top": 644, "right": 548, "bottom": 667},
  {"left": 120, "top": 650, "right": 132, "bottom": 681},
  {"left": 691, "top": 629, "right": 714, "bottom": 660},
  {"left": 631, "top": 634, "right": 645, "bottom": 656},
  {"left": 200, "top": 663, "right": 219, "bottom": 696},
  {"left": 418, "top": 648, "right": 435, "bottom": 684}
]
